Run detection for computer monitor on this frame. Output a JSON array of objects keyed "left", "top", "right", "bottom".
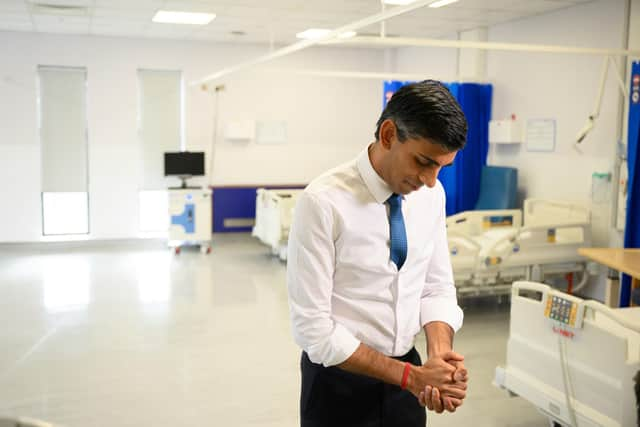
[{"left": 164, "top": 151, "right": 205, "bottom": 188}]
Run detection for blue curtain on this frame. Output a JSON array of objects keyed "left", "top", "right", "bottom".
[
  {"left": 382, "top": 81, "right": 493, "bottom": 216},
  {"left": 440, "top": 83, "right": 492, "bottom": 215},
  {"left": 621, "top": 61, "right": 640, "bottom": 307}
]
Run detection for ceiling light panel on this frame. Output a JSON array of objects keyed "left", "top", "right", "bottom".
[
  {"left": 338, "top": 31, "right": 357, "bottom": 39},
  {"left": 428, "top": 0, "right": 459, "bottom": 8},
  {"left": 296, "top": 28, "right": 330, "bottom": 39},
  {"left": 152, "top": 10, "right": 216, "bottom": 25}
]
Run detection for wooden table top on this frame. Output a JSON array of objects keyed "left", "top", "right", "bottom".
[{"left": 578, "top": 248, "right": 640, "bottom": 279}]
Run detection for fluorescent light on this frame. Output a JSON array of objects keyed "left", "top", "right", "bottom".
[
  {"left": 338, "top": 31, "right": 357, "bottom": 39},
  {"left": 296, "top": 28, "right": 330, "bottom": 39},
  {"left": 383, "top": 0, "right": 417, "bottom": 4},
  {"left": 296, "top": 28, "right": 358, "bottom": 40},
  {"left": 152, "top": 10, "right": 216, "bottom": 25},
  {"left": 428, "top": 0, "right": 459, "bottom": 8}
]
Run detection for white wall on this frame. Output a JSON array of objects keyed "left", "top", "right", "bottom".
[
  {"left": 487, "top": 0, "right": 627, "bottom": 242},
  {"left": 394, "top": 33, "right": 459, "bottom": 81},
  {"left": 0, "top": 32, "right": 384, "bottom": 242}
]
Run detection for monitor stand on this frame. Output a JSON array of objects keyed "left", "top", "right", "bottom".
[{"left": 168, "top": 176, "right": 201, "bottom": 190}]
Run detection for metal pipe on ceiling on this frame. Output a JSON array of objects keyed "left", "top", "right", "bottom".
[
  {"left": 189, "top": 0, "right": 438, "bottom": 87},
  {"left": 333, "top": 35, "right": 640, "bottom": 57}
]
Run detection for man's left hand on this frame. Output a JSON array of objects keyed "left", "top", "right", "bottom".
[{"left": 418, "top": 358, "right": 468, "bottom": 413}]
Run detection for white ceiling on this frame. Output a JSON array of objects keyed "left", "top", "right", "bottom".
[{"left": 0, "top": 0, "right": 595, "bottom": 44}]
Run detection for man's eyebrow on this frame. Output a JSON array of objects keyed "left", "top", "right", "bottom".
[{"left": 418, "top": 153, "right": 454, "bottom": 167}]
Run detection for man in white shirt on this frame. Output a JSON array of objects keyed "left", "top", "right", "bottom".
[{"left": 287, "top": 80, "right": 468, "bottom": 427}]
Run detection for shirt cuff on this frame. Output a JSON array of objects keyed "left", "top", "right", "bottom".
[
  {"left": 306, "top": 323, "right": 361, "bottom": 367},
  {"left": 420, "top": 297, "right": 464, "bottom": 333}
]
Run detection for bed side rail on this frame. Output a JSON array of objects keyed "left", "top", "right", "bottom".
[{"left": 447, "top": 209, "right": 522, "bottom": 236}]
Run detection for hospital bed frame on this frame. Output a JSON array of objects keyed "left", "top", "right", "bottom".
[
  {"left": 252, "top": 188, "right": 302, "bottom": 261},
  {"left": 495, "top": 281, "right": 640, "bottom": 427},
  {"left": 448, "top": 199, "right": 592, "bottom": 295}
]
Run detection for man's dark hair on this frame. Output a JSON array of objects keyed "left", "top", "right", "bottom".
[{"left": 375, "top": 80, "right": 467, "bottom": 152}]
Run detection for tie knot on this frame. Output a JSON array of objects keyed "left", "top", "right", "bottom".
[{"left": 386, "top": 193, "right": 402, "bottom": 207}]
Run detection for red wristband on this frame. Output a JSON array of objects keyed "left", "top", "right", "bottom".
[{"left": 400, "top": 362, "right": 411, "bottom": 389}]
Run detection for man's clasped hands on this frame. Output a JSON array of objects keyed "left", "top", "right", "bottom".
[{"left": 407, "top": 352, "right": 468, "bottom": 413}]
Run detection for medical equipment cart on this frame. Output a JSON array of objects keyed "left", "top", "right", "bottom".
[{"left": 168, "top": 188, "right": 212, "bottom": 254}]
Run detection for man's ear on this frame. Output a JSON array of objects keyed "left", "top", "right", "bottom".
[{"left": 379, "top": 119, "right": 397, "bottom": 150}]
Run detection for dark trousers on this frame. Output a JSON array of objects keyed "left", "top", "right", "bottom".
[{"left": 300, "top": 347, "right": 426, "bottom": 427}]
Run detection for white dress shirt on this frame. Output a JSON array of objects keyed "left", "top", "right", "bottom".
[{"left": 287, "top": 147, "right": 463, "bottom": 367}]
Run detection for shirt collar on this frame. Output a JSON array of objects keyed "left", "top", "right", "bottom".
[{"left": 356, "top": 145, "right": 394, "bottom": 204}]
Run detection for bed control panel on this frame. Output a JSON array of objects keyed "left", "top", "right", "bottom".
[
  {"left": 482, "top": 215, "right": 515, "bottom": 229},
  {"left": 544, "top": 292, "right": 584, "bottom": 329}
]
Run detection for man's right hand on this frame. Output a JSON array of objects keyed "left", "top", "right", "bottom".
[
  {"left": 420, "top": 357, "right": 468, "bottom": 413},
  {"left": 406, "top": 351, "right": 467, "bottom": 410}
]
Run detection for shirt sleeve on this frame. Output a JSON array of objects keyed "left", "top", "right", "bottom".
[
  {"left": 286, "top": 191, "right": 361, "bottom": 367},
  {"left": 420, "top": 186, "right": 464, "bottom": 332}
]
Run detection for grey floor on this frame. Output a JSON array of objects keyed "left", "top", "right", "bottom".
[{"left": 0, "top": 234, "right": 548, "bottom": 427}]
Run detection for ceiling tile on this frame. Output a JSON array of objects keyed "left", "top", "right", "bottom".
[
  {"left": 90, "top": 20, "right": 147, "bottom": 32},
  {"left": 92, "top": 8, "right": 154, "bottom": 20},
  {"left": 0, "top": 21, "right": 33, "bottom": 31},
  {"left": 161, "top": 1, "right": 226, "bottom": 14},
  {"left": 0, "top": 13, "right": 31, "bottom": 23},
  {"left": 89, "top": 25, "right": 143, "bottom": 37},
  {"left": 36, "top": 24, "right": 90, "bottom": 34},
  {"left": 0, "top": 0, "right": 28, "bottom": 13},
  {"left": 0, "top": 0, "right": 601, "bottom": 44},
  {"left": 33, "top": 14, "right": 90, "bottom": 26}
]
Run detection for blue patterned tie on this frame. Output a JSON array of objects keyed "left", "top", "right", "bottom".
[{"left": 387, "top": 194, "right": 407, "bottom": 270}]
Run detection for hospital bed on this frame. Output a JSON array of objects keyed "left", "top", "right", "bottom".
[
  {"left": 447, "top": 199, "right": 592, "bottom": 295},
  {"left": 252, "top": 188, "right": 303, "bottom": 260},
  {"left": 494, "top": 281, "right": 640, "bottom": 427}
]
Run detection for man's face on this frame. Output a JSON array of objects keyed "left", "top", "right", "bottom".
[{"left": 385, "top": 131, "right": 457, "bottom": 195}]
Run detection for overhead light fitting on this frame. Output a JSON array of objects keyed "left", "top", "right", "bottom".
[
  {"left": 428, "top": 0, "right": 459, "bottom": 8},
  {"left": 152, "top": 10, "right": 216, "bottom": 25},
  {"left": 338, "top": 31, "right": 357, "bottom": 39},
  {"left": 30, "top": 3, "right": 89, "bottom": 16},
  {"left": 296, "top": 28, "right": 329, "bottom": 39},
  {"left": 296, "top": 28, "right": 357, "bottom": 40}
]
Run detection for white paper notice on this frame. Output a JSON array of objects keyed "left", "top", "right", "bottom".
[{"left": 526, "top": 119, "right": 556, "bottom": 152}]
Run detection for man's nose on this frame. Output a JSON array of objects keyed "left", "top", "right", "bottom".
[{"left": 419, "top": 168, "right": 439, "bottom": 188}]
